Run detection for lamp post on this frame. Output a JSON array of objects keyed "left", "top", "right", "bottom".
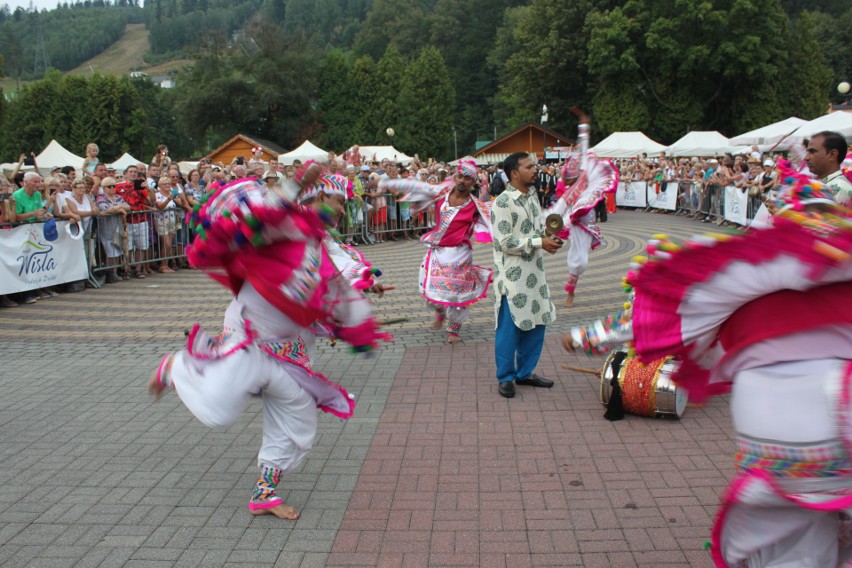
[
  {"left": 839, "top": 82, "right": 851, "bottom": 107},
  {"left": 452, "top": 126, "right": 458, "bottom": 159},
  {"left": 540, "top": 104, "right": 548, "bottom": 163}
]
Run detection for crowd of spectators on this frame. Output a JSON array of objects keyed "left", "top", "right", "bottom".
[{"left": 2, "top": 132, "right": 847, "bottom": 309}]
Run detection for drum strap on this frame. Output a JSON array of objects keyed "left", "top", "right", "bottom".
[{"left": 604, "top": 351, "right": 627, "bottom": 421}]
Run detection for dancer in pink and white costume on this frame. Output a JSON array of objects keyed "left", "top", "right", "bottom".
[
  {"left": 375, "top": 159, "right": 492, "bottom": 343},
  {"left": 547, "top": 122, "right": 618, "bottom": 308},
  {"left": 566, "top": 163, "right": 852, "bottom": 566},
  {"left": 149, "top": 169, "right": 390, "bottom": 521}
]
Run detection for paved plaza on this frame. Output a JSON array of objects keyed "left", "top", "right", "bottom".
[{"left": 1, "top": 210, "right": 728, "bottom": 567}]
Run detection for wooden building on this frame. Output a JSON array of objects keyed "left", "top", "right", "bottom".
[
  {"left": 204, "top": 134, "right": 287, "bottom": 165},
  {"left": 472, "top": 123, "right": 572, "bottom": 164}
]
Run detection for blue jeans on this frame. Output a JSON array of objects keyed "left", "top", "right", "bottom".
[{"left": 495, "top": 296, "right": 546, "bottom": 383}]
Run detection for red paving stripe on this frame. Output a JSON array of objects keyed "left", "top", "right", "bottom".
[{"left": 329, "top": 336, "right": 725, "bottom": 567}]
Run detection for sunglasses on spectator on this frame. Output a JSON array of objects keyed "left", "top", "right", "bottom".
[{"left": 102, "top": 184, "right": 115, "bottom": 189}]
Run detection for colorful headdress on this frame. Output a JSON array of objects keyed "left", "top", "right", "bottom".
[
  {"left": 842, "top": 151, "right": 852, "bottom": 184},
  {"left": 298, "top": 173, "right": 354, "bottom": 204},
  {"left": 187, "top": 177, "right": 390, "bottom": 351},
  {"left": 457, "top": 159, "right": 477, "bottom": 179},
  {"left": 774, "top": 159, "right": 837, "bottom": 212}
]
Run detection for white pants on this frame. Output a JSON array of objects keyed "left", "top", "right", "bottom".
[
  {"left": 722, "top": 359, "right": 852, "bottom": 567},
  {"left": 171, "top": 346, "right": 318, "bottom": 472}
]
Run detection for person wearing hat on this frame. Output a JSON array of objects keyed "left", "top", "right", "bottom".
[{"left": 263, "top": 170, "right": 280, "bottom": 192}]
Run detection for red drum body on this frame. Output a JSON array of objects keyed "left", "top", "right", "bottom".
[{"left": 600, "top": 349, "right": 687, "bottom": 418}]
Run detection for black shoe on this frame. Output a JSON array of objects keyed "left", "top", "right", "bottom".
[
  {"left": 498, "top": 381, "right": 515, "bottom": 398},
  {"left": 515, "top": 374, "right": 554, "bottom": 388}
]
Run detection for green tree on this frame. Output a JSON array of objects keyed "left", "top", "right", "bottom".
[
  {"left": 371, "top": 44, "right": 406, "bottom": 143},
  {"left": 806, "top": 8, "right": 850, "bottom": 107},
  {"left": 584, "top": 0, "right": 792, "bottom": 140},
  {"left": 497, "top": 0, "right": 609, "bottom": 137},
  {"left": 348, "top": 54, "right": 378, "bottom": 143},
  {"left": 314, "top": 50, "right": 357, "bottom": 151},
  {"left": 351, "top": 0, "right": 428, "bottom": 60},
  {"left": 396, "top": 46, "right": 456, "bottom": 160}
]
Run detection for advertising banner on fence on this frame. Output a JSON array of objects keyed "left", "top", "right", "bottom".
[
  {"left": 724, "top": 185, "right": 749, "bottom": 226},
  {"left": 647, "top": 182, "right": 678, "bottom": 211},
  {"left": 615, "top": 181, "right": 648, "bottom": 207},
  {"left": 0, "top": 221, "right": 88, "bottom": 295}
]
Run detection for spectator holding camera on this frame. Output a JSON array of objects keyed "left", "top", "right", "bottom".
[
  {"left": 117, "top": 173, "right": 153, "bottom": 278},
  {"left": 154, "top": 176, "right": 178, "bottom": 273}
]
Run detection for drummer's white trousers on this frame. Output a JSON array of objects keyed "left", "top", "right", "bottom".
[{"left": 722, "top": 358, "right": 852, "bottom": 567}]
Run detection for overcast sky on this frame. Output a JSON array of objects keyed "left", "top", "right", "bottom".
[{"left": 4, "top": 0, "right": 66, "bottom": 11}]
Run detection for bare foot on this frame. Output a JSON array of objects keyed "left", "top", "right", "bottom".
[
  {"left": 250, "top": 503, "right": 300, "bottom": 520},
  {"left": 564, "top": 293, "right": 574, "bottom": 308},
  {"left": 147, "top": 370, "right": 165, "bottom": 400},
  {"left": 448, "top": 334, "right": 461, "bottom": 344},
  {"left": 432, "top": 317, "right": 444, "bottom": 330}
]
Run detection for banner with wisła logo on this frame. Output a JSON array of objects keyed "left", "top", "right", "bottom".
[
  {"left": 647, "top": 181, "right": 678, "bottom": 211},
  {"left": 0, "top": 221, "right": 88, "bottom": 294},
  {"left": 615, "top": 181, "right": 648, "bottom": 207},
  {"left": 723, "top": 185, "right": 749, "bottom": 226}
]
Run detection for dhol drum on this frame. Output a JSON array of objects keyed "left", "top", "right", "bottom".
[{"left": 600, "top": 348, "right": 687, "bottom": 418}]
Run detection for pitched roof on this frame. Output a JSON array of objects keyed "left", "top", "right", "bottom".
[
  {"left": 473, "top": 122, "right": 572, "bottom": 157},
  {"left": 204, "top": 134, "right": 287, "bottom": 159}
]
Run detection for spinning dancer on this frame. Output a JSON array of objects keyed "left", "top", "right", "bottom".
[
  {"left": 374, "top": 158, "right": 492, "bottom": 343},
  {"left": 148, "top": 167, "right": 390, "bottom": 521},
  {"left": 565, "top": 162, "right": 852, "bottom": 566},
  {"left": 547, "top": 120, "right": 619, "bottom": 308}
]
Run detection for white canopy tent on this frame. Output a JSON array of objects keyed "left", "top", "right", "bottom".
[
  {"left": 791, "top": 111, "right": 852, "bottom": 139},
  {"left": 590, "top": 131, "right": 667, "bottom": 158},
  {"left": 666, "top": 131, "right": 733, "bottom": 157},
  {"left": 730, "top": 117, "right": 806, "bottom": 146},
  {"left": 358, "top": 145, "right": 414, "bottom": 165},
  {"left": 35, "top": 140, "right": 85, "bottom": 173},
  {"left": 177, "top": 161, "right": 199, "bottom": 175},
  {"left": 109, "top": 152, "right": 142, "bottom": 172},
  {"left": 279, "top": 140, "right": 328, "bottom": 166},
  {"left": 0, "top": 163, "right": 34, "bottom": 178}
]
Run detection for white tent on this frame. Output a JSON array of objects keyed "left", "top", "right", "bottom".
[
  {"left": 279, "top": 140, "right": 328, "bottom": 165},
  {"left": 177, "top": 161, "right": 199, "bottom": 175},
  {"left": 358, "top": 145, "right": 414, "bottom": 165},
  {"left": 791, "top": 111, "right": 852, "bottom": 139},
  {"left": 666, "top": 131, "right": 733, "bottom": 157},
  {"left": 109, "top": 152, "right": 142, "bottom": 172},
  {"left": 730, "top": 117, "right": 806, "bottom": 146},
  {"left": 590, "top": 131, "right": 667, "bottom": 158},
  {"left": 36, "top": 139, "right": 85, "bottom": 172}
]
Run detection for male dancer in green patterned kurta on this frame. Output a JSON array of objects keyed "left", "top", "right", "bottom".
[{"left": 491, "top": 152, "right": 563, "bottom": 399}]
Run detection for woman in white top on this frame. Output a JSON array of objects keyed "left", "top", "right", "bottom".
[{"left": 64, "top": 179, "right": 98, "bottom": 233}]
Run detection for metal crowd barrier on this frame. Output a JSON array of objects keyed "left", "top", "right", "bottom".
[
  {"left": 89, "top": 209, "right": 192, "bottom": 284},
  {"left": 335, "top": 194, "right": 437, "bottom": 245}
]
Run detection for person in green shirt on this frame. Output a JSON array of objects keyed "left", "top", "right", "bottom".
[{"left": 10, "top": 172, "right": 50, "bottom": 224}]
